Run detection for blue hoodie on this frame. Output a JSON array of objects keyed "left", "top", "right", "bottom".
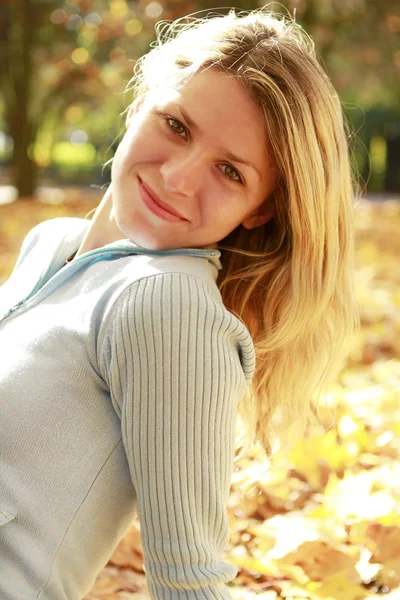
[{"left": 0, "top": 217, "right": 256, "bottom": 600}]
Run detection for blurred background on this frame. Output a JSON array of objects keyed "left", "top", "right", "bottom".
[
  {"left": 1, "top": 0, "right": 399, "bottom": 281},
  {"left": 1, "top": 3, "right": 400, "bottom": 599},
  {"left": 0, "top": 0, "right": 399, "bottom": 201}
]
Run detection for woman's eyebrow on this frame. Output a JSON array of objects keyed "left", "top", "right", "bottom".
[{"left": 172, "top": 102, "right": 261, "bottom": 181}]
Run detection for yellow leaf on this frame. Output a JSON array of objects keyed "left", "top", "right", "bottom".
[{"left": 306, "top": 570, "right": 374, "bottom": 600}]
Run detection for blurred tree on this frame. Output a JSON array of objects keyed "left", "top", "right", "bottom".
[
  {"left": 0, "top": 0, "right": 399, "bottom": 197},
  {"left": 283, "top": 0, "right": 400, "bottom": 192},
  {"left": 0, "top": 0, "right": 154, "bottom": 199},
  {"left": 351, "top": 106, "right": 400, "bottom": 192}
]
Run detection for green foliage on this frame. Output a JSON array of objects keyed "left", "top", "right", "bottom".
[
  {"left": 51, "top": 141, "right": 97, "bottom": 167},
  {"left": 0, "top": 0, "right": 399, "bottom": 195}
]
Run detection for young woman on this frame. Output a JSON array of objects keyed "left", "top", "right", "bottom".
[{"left": 0, "top": 7, "right": 360, "bottom": 600}]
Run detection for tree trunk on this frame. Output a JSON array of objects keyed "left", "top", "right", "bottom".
[
  {"left": 10, "top": 109, "right": 38, "bottom": 199},
  {"left": 8, "top": 0, "right": 37, "bottom": 199},
  {"left": 384, "top": 135, "right": 400, "bottom": 193}
]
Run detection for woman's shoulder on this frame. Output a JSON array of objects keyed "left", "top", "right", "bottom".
[
  {"left": 131, "top": 251, "right": 221, "bottom": 294},
  {"left": 44, "top": 217, "right": 90, "bottom": 247},
  {"left": 15, "top": 217, "right": 86, "bottom": 259},
  {"left": 100, "top": 269, "right": 256, "bottom": 387},
  {"left": 9, "top": 217, "right": 87, "bottom": 275},
  {"left": 22, "top": 216, "right": 87, "bottom": 241},
  {"left": 106, "top": 268, "right": 255, "bottom": 355}
]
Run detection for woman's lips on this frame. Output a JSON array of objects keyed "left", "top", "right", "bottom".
[{"left": 138, "top": 177, "right": 187, "bottom": 222}]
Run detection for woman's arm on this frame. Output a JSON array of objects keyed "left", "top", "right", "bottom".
[{"left": 100, "top": 271, "right": 254, "bottom": 599}]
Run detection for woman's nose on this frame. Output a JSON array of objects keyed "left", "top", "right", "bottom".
[{"left": 161, "top": 150, "right": 205, "bottom": 195}]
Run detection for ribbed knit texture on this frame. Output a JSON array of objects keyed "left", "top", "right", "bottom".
[
  {"left": 0, "top": 218, "right": 256, "bottom": 600},
  {"left": 100, "top": 273, "right": 254, "bottom": 599}
]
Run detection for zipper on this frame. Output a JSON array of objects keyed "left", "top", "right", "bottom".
[
  {"left": 2, "top": 300, "right": 25, "bottom": 320},
  {"left": 1, "top": 244, "right": 220, "bottom": 325}
]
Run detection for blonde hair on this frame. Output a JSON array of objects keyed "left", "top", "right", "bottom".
[{"left": 116, "top": 7, "right": 361, "bottom": 479}]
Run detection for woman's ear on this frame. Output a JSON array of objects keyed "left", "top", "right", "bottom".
[{"left": 241, "top": 199, "right": 275, "bottom": 230}]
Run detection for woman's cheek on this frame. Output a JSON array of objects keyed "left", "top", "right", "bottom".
[{"left": 207, "top": 193, "right": 232, "bottom": 220}]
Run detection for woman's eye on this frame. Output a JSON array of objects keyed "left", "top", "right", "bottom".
[
  {"left": 165, "top": 116, "right": 186, "bottom": 138},
  {"left": 221, "top": 164, "right": 242, "bottom": 183},
  {"left": 162, "top": 114, "right": 243, "bottom": 185}
]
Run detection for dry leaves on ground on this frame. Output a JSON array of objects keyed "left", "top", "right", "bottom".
[{"left": 1, "top": 194, "right": 400, "bottom": 599}]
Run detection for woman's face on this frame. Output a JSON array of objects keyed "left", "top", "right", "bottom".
[{"left": 111, "top": 68, "right": 279, "bottom": 250}]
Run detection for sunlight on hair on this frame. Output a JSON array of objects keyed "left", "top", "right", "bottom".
[{"left": 108, "top": 5, "right": 361, "bottom": 491}]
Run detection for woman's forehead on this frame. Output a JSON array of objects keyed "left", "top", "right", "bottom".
[
  {"left": 149, "top": 70, "right": 265, "bottom": 131},
  {"left": 145, "top": 70, "right": 275, "bottom": 183}
]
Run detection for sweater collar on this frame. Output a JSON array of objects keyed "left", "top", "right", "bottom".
[{"left": 64, "top": 218, "right": 222, "bottom": 270}]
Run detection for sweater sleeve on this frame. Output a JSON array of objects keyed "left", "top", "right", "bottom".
[{"left": 100, "top": 271, "right": 255, "bottom": 599}]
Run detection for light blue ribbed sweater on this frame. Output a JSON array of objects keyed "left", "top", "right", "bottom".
[{"left": 0, "top": 217, "right": 256, "bottom": 600}]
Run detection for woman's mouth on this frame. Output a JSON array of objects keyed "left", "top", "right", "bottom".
[{"left": 138, "top": 177, "right": 187, "bottom": 222}]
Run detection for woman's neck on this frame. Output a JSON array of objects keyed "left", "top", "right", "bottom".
[{"left": 72, "top": 186, "right": 125, "bottom": 261}]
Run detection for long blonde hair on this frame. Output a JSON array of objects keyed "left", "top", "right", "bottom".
[{"left": 117, "top": 7, "right": 361, "bottom": 474}]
